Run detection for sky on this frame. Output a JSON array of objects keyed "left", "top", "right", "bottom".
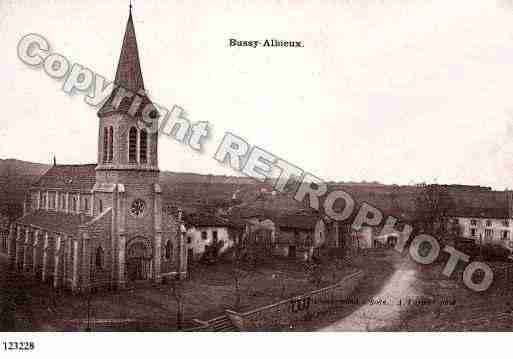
[{"left": 2, "top": 0, "right": 513, "bottom": 189}]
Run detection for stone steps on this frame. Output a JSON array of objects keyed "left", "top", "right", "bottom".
[{"left": 207, "top": 315, "right": 238, "bottom": 332}]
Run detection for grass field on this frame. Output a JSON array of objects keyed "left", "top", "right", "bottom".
[{"left": 0, "top": 256, "right": 356, "bottom": 331}]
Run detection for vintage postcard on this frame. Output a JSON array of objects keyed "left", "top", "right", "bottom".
[{"left": 1, "top": 0, "right": 513, "bottom": 355}]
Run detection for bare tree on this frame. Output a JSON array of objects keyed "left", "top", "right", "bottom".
[
  {"left": 229, "top": 229, "right": 250, "bottom": 311},
  {"left": 171, "top": 280, "right": 184, "bottom": 330},
  {"left": 414, "top": 184, "right": 456, "bottom": 240},
  {"left": 305, "top": 258, "right": 323, "bottom": 288}
]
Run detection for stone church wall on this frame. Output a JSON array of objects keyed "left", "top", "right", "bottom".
[
  {"left": 160, "top": 211, "right": 180, "bottom": 277},
  {"left": 81, "top": 209, "right": 113, "bottom": 291}
]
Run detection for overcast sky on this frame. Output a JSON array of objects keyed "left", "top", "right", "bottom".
[{"left": 2, "top": 0, "right": 513, "bottom": 189}]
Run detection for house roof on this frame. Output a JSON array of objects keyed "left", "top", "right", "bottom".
[
  {"left": 274, "top": 214, "right": 320, "bottom": 231},
  {"left": 16, "top": 210, "right": 93, "bottom": 236},
  {"left": 162, "top": 204, "right": 245, "bottom": 229},
  {"left": 228, "top": 192, "right": 327, "bottom": 231},
  {"left": 33, "top": 164, "right": 96, "bottom": 191},
  {"left": 184, "top": 212, "right": 244, "bottom": 229}
]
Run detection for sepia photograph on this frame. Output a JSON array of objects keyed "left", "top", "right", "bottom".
[{"left": 1, "top": 0, "right": 513, "bottom": 356}]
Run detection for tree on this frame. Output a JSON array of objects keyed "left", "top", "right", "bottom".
[
  {"left": 414, "top": 184, "right": 456, "bottom": 240},
  {"left": 229, "top": 232, "right": 251, "bottom": 311},
  {"left": 171, "top": 280, "right": 184, "bottom": 330},
  {"left": 201, "top": 239, "right": 224, "bottom": 263},
  {"left": 232, "top": 244, "right": 244, "bottom": 310},
  {"left": 305, "top": 258, "right": 323, "bottom": 288},
  {"left": 245, "top": 228, "right": 274, "bottom": 267}
]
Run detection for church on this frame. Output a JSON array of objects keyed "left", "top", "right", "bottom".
[{"left": 6, "top": 8, "right": 187, "bottom": 293}]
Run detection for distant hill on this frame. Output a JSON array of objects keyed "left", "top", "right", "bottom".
[
  {"left": 0, "top": 159, "right": 267, "bottom": 218},
  {"left": 0, "top": 158, "right": 503, "bottom": 224},
  {"left": 159, "top": 171, "right": 257, "bottom": 185},
  {"left": 0, "top": 159, "right": 51, "bottom": 219}
]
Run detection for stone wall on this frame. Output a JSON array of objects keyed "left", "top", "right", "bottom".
[
  {"left": 160, "top": 211, "right": 180, "bottom": 277},
  {"left": 225, "top": 269, "right": 364, "bottom": 331},
  {"left": 81, "top": 209, "right": 113, "bottom": 291},
  {"left": 0, "top": 228, "right": 8, "bottom": 258}
]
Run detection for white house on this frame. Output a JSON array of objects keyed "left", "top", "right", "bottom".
[
  {"left": 452, "top": 217, "right": 513, "bottom": 251},
  {"left": 183, "top": 212, "right": 244, "bottom": 262},
  {"left": 447, "top": 190, "right": 513, "bottom": 252}
]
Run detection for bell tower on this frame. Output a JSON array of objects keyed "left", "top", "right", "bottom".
[
  {"left": 96, "top": 6, "right": 158, "bottom": 173},
  {"left": 93, "top": 6, "right": 163, "bottom": 289}
]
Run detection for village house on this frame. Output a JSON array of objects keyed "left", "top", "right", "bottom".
[
  {"left": 343, "top": 184, "right": 513, "bottom": 253},
  {"left": 272, "top": 214, "right": 327, "bottom": 260},
  {"left": 182, "top": 211, "right": 244, "bottom": 262},
  {"left": 229, "top": 194, "right": 350, "bottom": 261},
  {"left": 446, "top": 190, "right": 513, "bottom": 252}
]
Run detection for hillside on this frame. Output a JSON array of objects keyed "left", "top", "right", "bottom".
[
  {"left": 0, "top": 159, "right": 267, "bottom": 218},
  {"left": 0, "top": 159, "right": 51, "bottom": 219},
  {"left": 1, "top": 158, "right": 503, "bottom": 225}
]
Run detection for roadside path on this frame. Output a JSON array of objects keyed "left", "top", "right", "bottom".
[{"left": 320, "top": 254, "right": 421, "bottom": 331}]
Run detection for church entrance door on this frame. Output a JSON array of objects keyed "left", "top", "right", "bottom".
[{"left": 127, "top": 239, "right": 152, "bottom": 282}]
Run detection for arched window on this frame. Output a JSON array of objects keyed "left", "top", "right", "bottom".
[
  {"left": 48, "top": 192, "right": 56, "bottom": 210},
  {"left": 165, "top": 240, "right": 172, "bottom": 260},
  {"left": 108, "top": 126, "right": 114, "bottom": 162},
  {"left": 95, "top": 246, "right": 104, "bottom": 269},
  {"left": 32, "top": 192, "right": 38, "bottom": 210},
  {"left": 41, "top": 192, "right": 47, "bottom": 208},
  {"left": 71, "top": 196, "right": 77, "bottom": 212},
  {"left": 139, "top": 129, "right": 147, "bottom": 164},
  {"left": 98, "top": 200, "right": 103, "bottom": 213},
  {"left": 103, "top": 127, "right": 108, "bottom": 163},
  {"left": 128, "top": 127, "right": 137, "bottom": 163},
  {"left": 83, "top": 197, "right": 90, "bottom": 212}
]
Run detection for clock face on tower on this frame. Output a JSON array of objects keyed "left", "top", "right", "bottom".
[{"left": 129, "top": 199, "right": 146, "bottom": 217}]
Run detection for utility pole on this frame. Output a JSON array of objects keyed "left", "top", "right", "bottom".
[
  {"left": 86, "top": 291, "right": 91, "bottom": 332},
  {"left": 174, "top": 209, "right": 185, "bottom": 330},
  {"left": 85, "top": 254, "right": 93, "bottom": 332},
  {"left": 479, "top": 233, "right": 483, "bottom": 261}
]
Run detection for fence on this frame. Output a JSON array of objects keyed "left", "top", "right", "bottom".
[
  {"left": 489, "top": 262, "right": 513, "bottom": 289},
  {"left": 224, "top": 269, "right": 364, "bottom": 331},
  {"left": 0, "top": 228, "right": 9, "bottom": 256}
]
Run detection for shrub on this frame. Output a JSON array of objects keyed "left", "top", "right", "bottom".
[{"left": 454, "top": 239, "right": 511, "bottom": 262}]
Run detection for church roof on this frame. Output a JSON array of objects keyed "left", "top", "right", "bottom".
[
  {"left": 98, "top": 8, "right": 155, "bottom": 118},
  {"left": 16, "top": 210, "right": 93, "bottom": 236},
  {"left": 33, "top": 164, "right": 96, "bottom": 191}
]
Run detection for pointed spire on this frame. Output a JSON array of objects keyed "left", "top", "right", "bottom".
[
  {"left": 53, "top": 155, "right": 56, "bottom": 166},
  {"left": 114, "top": 4, "right": 145, "bottom": 92},
  {"left": 98, "top": 4, "right": 151, "bottom": 117}
]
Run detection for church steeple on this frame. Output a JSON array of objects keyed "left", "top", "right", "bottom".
[
  {"left": 98, "top": 6, "right": 150, "bottom": 117},
  {"left": 114, "top": 5, "right": 145, "bottom": 92},
  {"left": 96, "top": 6, "right": 159, "bottom": 172}
]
